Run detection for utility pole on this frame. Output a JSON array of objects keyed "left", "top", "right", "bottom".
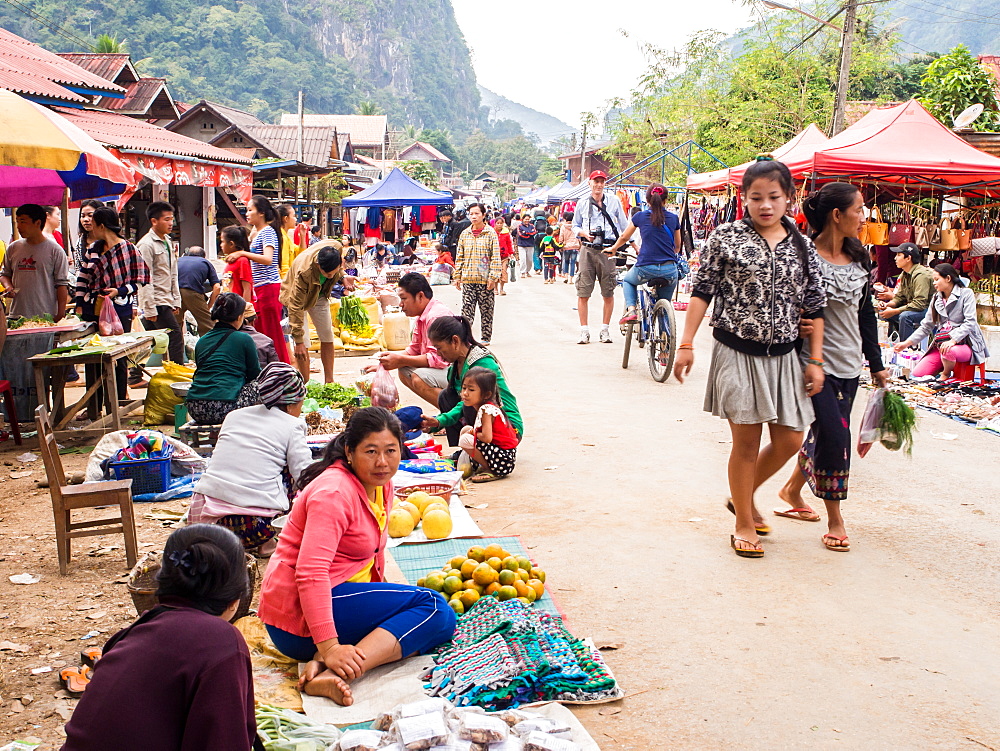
[
  {"left": 578, "top": 123, "right": 588, "bottom": 184},
  {"left": 297, "top": 90, "right": 304, "bottom": 163},
  {"left": 831, "top": 0, "right": 857, "bottom": 136}
]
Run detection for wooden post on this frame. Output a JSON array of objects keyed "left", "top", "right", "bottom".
[{"left": 60, "top": 189, "right": 71, "bottom": 254}]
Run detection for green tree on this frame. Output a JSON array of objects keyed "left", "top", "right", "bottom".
[
  {"left": 399, "top": 160, "right": 438, "bottom": 188},
  {"left": 357, "top": 101, "right": 382, "bottom": 116},
  {"left": 93, "top": 33, "right": 126, "bottom": 53},
  {"left": 418, "top": 128, "right": 458, "bottom": 162},
  {"left": 919, "top": 45, "right": 1000, "bottom": 131}
]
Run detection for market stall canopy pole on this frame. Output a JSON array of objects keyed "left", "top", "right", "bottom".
[{"left": 0, "top": 89, "right": 132, "bottom": 205}]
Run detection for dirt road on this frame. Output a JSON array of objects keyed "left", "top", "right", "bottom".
[
  {"left": 2, "top": 277, "right": 998, "bottom": 749},
  {"left": 433, "top": 279, "right": 1000, "bottom": 750}
]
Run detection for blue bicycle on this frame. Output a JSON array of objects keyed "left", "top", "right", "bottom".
[{"left": 620, "top": 277, "right": 677, "bottom": 382}]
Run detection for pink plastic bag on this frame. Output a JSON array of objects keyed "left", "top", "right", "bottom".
[
  {"left": 371, "top": 364, "right": 399, "bottom": 409},
  {"left": 98, "top": 297, "right": 124, "bottom": 336}
]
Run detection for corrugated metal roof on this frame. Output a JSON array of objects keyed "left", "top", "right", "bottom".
[
  {"left": 203, "top": 101, "right": 262, "bottom": 129},
  {"left": 56, "top": 53, "right": 135, "bottom": 85},
  {"left": 0, "top": 65, "right": 88, "bottom": 103},
  {"left": 0, "top": 28, "right": 124, "bottom": 95},
  {"left": 244, "top": 124, "right": 336, "bottom": 167},
  {"left": 98, "top": 78, "right": 178, "bottom": 119},
  {"left": 52, "top": 107, "right": 252, "bottom": 165},
  {"left": 278, "top": 114, "right": 387, "bottom": 148}
]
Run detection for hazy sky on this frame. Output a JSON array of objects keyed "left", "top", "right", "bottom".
[{"left": 452, "top": 0, "right": 755, "bottom": 130}]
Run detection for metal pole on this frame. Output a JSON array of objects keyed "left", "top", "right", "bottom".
[
  {"left": 579, "top": 123, "right": 588, "bottom": 183},
  {"left": 831, "top": 0, "right": 857, "bottom": 135},
  {"left": 297, "top": 90, "right": 305, "bottom": 163}
]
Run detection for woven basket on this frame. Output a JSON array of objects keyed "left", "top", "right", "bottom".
[{"left": 127, "top": 550, "right": 259, "bottom": 622}]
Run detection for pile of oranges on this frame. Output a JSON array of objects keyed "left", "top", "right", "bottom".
[{"left": 416, "top": 543, "right": 547, "bottom": 615}]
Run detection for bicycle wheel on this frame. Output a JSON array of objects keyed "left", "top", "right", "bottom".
[
  {"left": 648, "top": 300, "right": 677, "bottom": 382},
  {"left": 621, "top": 321, "right": 635, "bottom": 369}
]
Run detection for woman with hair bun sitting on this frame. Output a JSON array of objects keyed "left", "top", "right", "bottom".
[
  {"left": 185, "top": 291, "right": 261, "bottom": 425},
  {"left": 62, "top": 524, "right": 257, "bottom": 750}
]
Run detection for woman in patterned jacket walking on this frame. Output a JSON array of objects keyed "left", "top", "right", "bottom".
[{"left": 454, "top": 203, "right": 503, "bottom": 345}]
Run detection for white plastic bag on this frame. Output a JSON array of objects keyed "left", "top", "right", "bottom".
[{"left": 857, "top": 387, "right": 886, "bottom": 458}]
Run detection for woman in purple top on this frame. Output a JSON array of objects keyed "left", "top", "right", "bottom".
[{"left": 62, "top": 525, "right": 256, "bottom": 751}]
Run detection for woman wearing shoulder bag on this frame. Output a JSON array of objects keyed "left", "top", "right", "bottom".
[{"left": 774, "top": 183, "right": 889, "bottom": 552}]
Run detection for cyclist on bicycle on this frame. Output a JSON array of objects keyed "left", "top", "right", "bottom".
[{"left": 605, "top": 183, "right": 682, "bottom": 325}]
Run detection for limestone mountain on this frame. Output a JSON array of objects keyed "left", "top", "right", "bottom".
[{"left": 0, "top": 0, "right": 480, "bottom": 128}]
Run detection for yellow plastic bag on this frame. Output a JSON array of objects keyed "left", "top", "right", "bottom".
[{"left": 143, "top": 361, "right": 195, "bottom": 426}]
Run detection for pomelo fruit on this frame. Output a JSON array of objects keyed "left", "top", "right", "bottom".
[
  {"left": 387, "top": 508, "right": 415, "bottom": 538},
  {"left": 422, "top": 509, "right": 453, "bottom": 539},
  {"left": 423, "top": 501, "right": 450, "bottom": 518},
  {"left": 407, "top": 491, "right": 433, "bottom": 512},
  {"left": 398, "top": 501, "right": 421, "bottom": 526}
]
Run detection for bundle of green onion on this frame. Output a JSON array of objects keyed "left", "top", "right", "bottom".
[
  {"left": 255, "top": 704, "right": 342, "bottom": 750},
  {"left": 879, "top": 391, "right": 917, "bottom": 454}
]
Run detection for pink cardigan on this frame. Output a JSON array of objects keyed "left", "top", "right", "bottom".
[{"left": 257, "top": 461, "right": 393, "bottom": 643}]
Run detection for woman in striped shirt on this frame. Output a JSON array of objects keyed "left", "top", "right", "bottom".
[{"left": 225, "top": 195, "right": 290, "bottom": 363}]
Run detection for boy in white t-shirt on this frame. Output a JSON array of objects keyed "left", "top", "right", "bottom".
[{"left": 0, "top": 203, "right": 70, "bottom": 320}]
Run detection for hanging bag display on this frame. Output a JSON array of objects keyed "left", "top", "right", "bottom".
[
  {"left": 861, "top": 206, "right": 888, "bottom": 246},
  {"left": 932, "top": 217, "right": 958, "bottom": 251},
  {"left": 956, "top": 214, "right": 973, "bottom": 251},
  {"left": 888, "top": 208, "right": 914, "bottom": 246},
  {"left": 914, "top": 219, "right": 931, "bottom": 249}
]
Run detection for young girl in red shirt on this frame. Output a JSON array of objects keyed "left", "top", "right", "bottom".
[{"left": 457, "top": 366, "right": 519, "bottom": 482}]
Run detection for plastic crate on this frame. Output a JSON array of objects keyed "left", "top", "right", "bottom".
[{"left": 109, "top": 456, "right": 171, "bottom": 496}]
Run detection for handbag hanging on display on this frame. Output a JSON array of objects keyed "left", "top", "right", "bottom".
[
  {"left": 932, "top": 217, "right": 958, "bottom": 252},
  {"left": 861, "top": 206, "right": 888, "bottom": 246},
  {"left": 914, "top": 220, "right": 931, "bottom": 249},
  {"left": 888, "top": 216, "right": 914, "bottom": 246},
  {"left": 956, "top": 215, "right": 973, "bottom": 251}
]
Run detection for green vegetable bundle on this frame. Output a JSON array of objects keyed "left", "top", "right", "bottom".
[
  {"left": 879, "top": 391, "right": 917, "bottom": 454},
  {"left": 255, "top": 704, "right": 342, "bottom": 750},
  {"left": 305, "top": 381, "right": 360, "bottom": 408},
  {"left": 337, "top": 296, "right": 373, "bottom": 336}
]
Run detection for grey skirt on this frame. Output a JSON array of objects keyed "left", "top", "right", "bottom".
[{"left": 704, "top": 340, "right": 815, "bottom": 431}]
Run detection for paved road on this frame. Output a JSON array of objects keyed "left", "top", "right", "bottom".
[{"left": 367, "top": 278, "right": 1000, "bottom": 750}]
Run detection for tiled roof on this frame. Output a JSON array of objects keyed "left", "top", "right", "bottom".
[
  {"left": 336, "top": 132, "right": 352, "bottom": 158},
  {"left": 0, "top": 64, "right": 88, "bottom": 103},
  {"left": 0, "top": 28, "right": 124, "bottom": 96},
  {"left": 399, "top": 140, "right": 451, "bottom": 162},
  {"left": 278, "top": 114, "right": 387, "bottom": 148},
  {"left": 52, "top": 106, "right": 252, "bottom": 165},
  {"left": 204, "top": 100, "right": 263, "bottom": 129},
  {"left": 55, "top": 53, "right": 136, "bottom": 85},
  {"left": 244, "top": 124, "right": 337, "bottom": 167}
]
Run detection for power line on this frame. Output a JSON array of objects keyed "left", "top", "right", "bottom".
[{"left": 0, "top": 0, "right": 93, "bottom": 50}]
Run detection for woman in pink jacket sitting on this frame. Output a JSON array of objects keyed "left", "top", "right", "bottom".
[{"left": 257, "top": 407, "right": 455, "bottom": 706}]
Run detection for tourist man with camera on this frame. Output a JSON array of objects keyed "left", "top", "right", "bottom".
[{"left": 571, "top": 170, "right": 629, "bottom": 344}]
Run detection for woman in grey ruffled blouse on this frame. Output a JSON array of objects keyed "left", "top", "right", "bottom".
[{"left": 775, "top": 183, "right": 889, "bottom": 552}]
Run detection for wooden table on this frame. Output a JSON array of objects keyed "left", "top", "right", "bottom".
[{"left": 29, "top": 335, "right": 154, "bottom": 437}]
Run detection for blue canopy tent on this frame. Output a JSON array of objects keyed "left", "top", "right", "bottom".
[{"left": 341, "top": 167, "right": 452, "bottom": 207}]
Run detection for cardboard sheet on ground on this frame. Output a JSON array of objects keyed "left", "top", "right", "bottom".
[
  {"left": 389, "top": 535, "right": 563, "bottom": 618},
  {"left": 300, "top": 654, "right": 434, "bottom": 726},
  {"left": 387, "top": 492, "right": 482, "bottom": 547}
]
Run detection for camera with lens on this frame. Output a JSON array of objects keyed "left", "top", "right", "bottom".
[{"left": 585, "top": 227, "right": 615, "bottom": 251}]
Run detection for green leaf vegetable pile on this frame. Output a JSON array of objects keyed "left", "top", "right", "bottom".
[
  {"left": 337, "top": 296, "right": 373, "bottom": 337},
  {"left": 880, "top": 391, "right": 917, "bottom": 454},
  {"left": 305, "top": 381, "right": 360, "bottom": 408}
]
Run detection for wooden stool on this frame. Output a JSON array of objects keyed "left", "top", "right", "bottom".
[
  {"left": 35, "top": 404, "right": 137, "bottom": 575},
  {"left": 0, "top": 379, "right": 22, "bottom": 445},
  {"left": 177, "top": 420, "right": 222, "bottom": 449}
]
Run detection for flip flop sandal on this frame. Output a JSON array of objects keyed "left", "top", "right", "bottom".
[
  {"left": 80, "top": 646, "right": 102, "bottom": 668},
  {"left": 60, "top": 666, "right": 90, "bottom": 695},
  {"left": 822, "top": 534, "right": 851, "bottom": 552},
  {"left": 725, "top": 499, "right": 771, "bottom": 535},
  {"left": 471, "top": 471, "right": 502, "bottom": 483},
  {"left": 730, "top": 535, "right": 764, "bottom": 558},
  {"left": 773, "top": 506, "right": 822, "bottom": 522}
]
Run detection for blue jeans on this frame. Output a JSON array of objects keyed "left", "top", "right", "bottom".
[
  {"left": 621, "top": 262, "right": 678, "bottom": 309},
  {"left": 562, "top": 249, "right": 578, "bottom": 277},
  {"left": 889, "top": 309, "right": 927, "bottom": 346}
]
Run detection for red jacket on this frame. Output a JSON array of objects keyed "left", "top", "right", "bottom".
[
  {"left": 497, "top": 229, "right": 514, "bottom": 259},
  {"left": 258, "top": 462, "right": 393, "bottom": 642}
]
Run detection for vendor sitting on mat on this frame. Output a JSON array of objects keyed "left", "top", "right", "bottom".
[
  {"left": 189, "top": 362, "right": 312, "bottom": 556},
  {"left": 257, "top": 407, "right": 456, "bottom": 707},
  {"left": 420, "top": 315, "right": 523, "bottom": 451},
  {"left": 62, "top": 524, "right": 256, "bottom": 750},
  {"left": 185, "top": 292, "right": 261, "bottom": 425}
]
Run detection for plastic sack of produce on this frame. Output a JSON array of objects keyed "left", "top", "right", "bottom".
[
  {"left": 143, "top": 361, "right": 195, "bottom": 426},
  {"left": 98, "top": 298, "right": 124, "bottom": 336},
  {"left": 372, "top": 364, "right": 399, "bottom": 409}
]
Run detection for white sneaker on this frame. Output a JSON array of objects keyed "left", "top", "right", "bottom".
[
  {"left": 577, "top": 331, "right": 590, "bottom": 345},
  {"left": 599, "top": 329, "right": 612, "bottom": 343}
]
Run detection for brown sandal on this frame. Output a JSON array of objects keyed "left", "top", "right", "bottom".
[{"left": 730, "top": 535, "right": 764, "bottom": 558}]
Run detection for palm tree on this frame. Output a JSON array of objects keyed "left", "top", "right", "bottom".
[
  {"left": 356, "top": 101, "right": 381, "bottom": 116},
  {"left": 93, "top": 34, "right": 127, "bottom": 53}
]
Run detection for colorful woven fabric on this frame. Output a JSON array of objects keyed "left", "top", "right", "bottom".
[
  {"left": 114, "top": 430, "right": 174, "bottom": 461},
  {"left": 425, "top": 598, "right": 620, "bottom": 709}
]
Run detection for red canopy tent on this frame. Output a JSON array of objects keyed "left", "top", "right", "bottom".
[
  {"left": 782, "top": 100, "right": 1000, "bottom": 189},
  {"left": 687, "top": 124, "right": 830, "bottom": 192}
]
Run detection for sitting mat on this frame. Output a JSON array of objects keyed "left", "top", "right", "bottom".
[{"left": 388, "top": 535, "right": 562, "bottom": 619}]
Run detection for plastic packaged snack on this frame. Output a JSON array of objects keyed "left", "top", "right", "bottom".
[
  {"left": 490, "top": 709, "right": 538, "bottom": 728},
  {"left": 374, "top": 710, "right": 395, "bottom": 731},
  {"left": 390, "top": 712, "right": 451, "bottom": 750},
  {"left": 337, "top": 729, "right": 386, "bottom": 751},
  {"left": 486, "top": 739, "right": 524, "bottom": 751},
  {"left": 458, "top": 714, "right": 509, "bottom": 744},
  {"left": 397, "top": 697, "right": 453, "bottom": 719},
  {"left": 521, "top": 732, "right": 580, "bottom": 751}
]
